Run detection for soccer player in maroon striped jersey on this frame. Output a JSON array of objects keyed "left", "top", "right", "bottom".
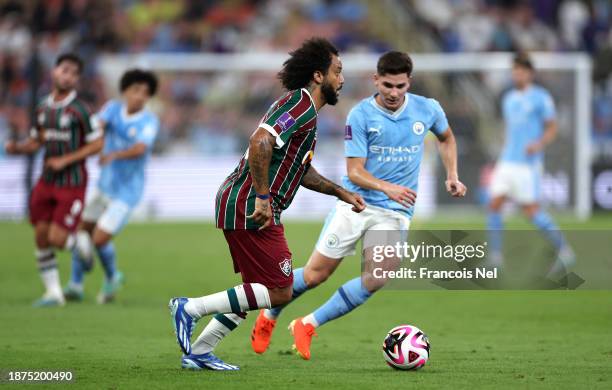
[
  {"left": 169, "top": 38, "right": 366, "bottom": 370},
  {"left": 4, "top": 53, "right": 103, "bottom": 307}
]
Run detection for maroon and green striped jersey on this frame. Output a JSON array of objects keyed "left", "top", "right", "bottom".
[
  {"left": 216, "top": 88, "right": 318, "bottom": 230},
  {"left": 31, "top": 91, "right": 101, "bottom": 187}
]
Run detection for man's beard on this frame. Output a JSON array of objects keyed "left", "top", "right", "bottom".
[{"left": 321, "top": 81, "right": 338, "bottom": 106}]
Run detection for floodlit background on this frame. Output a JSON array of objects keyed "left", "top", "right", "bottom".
[{"left": 1, "top": 0, "right": 611, "bottom": 221}]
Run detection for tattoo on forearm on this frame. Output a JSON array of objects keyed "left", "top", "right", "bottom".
[
  {"left": 249, "top": 134, "right": 272, "bottom": 192},
  {"left": 301, "top": 166, "right": 342, "bottom": 195}
]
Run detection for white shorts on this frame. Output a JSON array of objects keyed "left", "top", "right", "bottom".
[
  {"left": 489, "top": 162, "right": 542, "bottom": 204},
  {"left": 81, "top": 189, "right": 132, "bottom": 235},
  {"left": 315, "top": 201, "right": 411, "bottom": 259}
]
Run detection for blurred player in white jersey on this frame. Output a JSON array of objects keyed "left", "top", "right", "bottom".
[
  {"left": 64, "top": 69, "right": 159, "bottom": 303},
  {"left": 250, "top": 51, "right": 467, "bottom": 360},
  {"left": 487, "top": 53, "right": 574, "bottom": 275}
]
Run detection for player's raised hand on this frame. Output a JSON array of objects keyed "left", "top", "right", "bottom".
[
  {"left": 45, "top": 156, "right": 69, "bottom": 171},
  {"left": 382, "top": 182, "right": 417, "bottom": 207},
  {"left": 247, "top": 197, "right": 273, "bottom": 230},
  {"left": 445, "top": 178, "right": 467, "bottom": 197},
  {"left": 338, "top": 189, "right": 366, "bottom": 213}
]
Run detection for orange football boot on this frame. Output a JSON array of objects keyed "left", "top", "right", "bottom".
[
  {"left": 288, "top": 318, "right": 317, "bottom": 360},
  {"left": 251, "top": 310, "right": 277, "bottom": 354}
]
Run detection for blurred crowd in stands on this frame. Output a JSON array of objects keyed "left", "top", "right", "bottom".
[{"left": 0, "top": 0, "right": 611, "bottom": 159}]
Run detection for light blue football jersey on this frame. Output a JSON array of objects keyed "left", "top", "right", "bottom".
[
  {"left": 97, "top": 99, "right": 159, "bottom": 207},
  {"left": 342, "top": 93, "right": 449, "bottom": 217},
  {"left": 500, "top": 85, "right": 556, "bottom": 165}
]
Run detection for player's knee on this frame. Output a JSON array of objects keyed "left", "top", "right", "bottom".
[
  {"left": 304, "top": 267, "right": 331, "bottom": 288},
  {"left": 47, "top": 232, "right": 67, "bottom": 249},
  {"left": 92, "top": 228, "right": 112, "bottom": 247},
  {"left": 361, "top": 273, "right": 385, "bottom": 294},
  {"left": 268, "top": 286, "right": 293, "bottom": 306}
]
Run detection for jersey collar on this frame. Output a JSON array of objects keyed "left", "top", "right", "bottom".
[
  {"left": 370, "top": 93, "right": 409, "bottom": 119},
  {"left": 46, "top": 90, "right": 77, "bottom": 109},
  {"left": 301, "top": 88, "right": 317, "bottom": 114},
  {"left": 121, "top": 104, "right": 146, "bottom": 122}
]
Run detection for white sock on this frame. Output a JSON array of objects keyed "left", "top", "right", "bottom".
[
  {"left": 36, "top": 249, "right": 62, "bottom": 299},
  {"left": 263, "top": 309, "right": 277, "bottom": 320},
  {"left": 64, "top": 233, "right": 76, "bottom": 250},
  {"left": 191, "top": 313, "right": 246, "bottom": 355},
  {"left": 75, "top": 230, "right": 93, "bottom": 259},
  {"left": 184, "top": 283, "right": 271, "bottom": 319},
  {"left": 302, "top": 313, "right": 319, "bottom": 328}
]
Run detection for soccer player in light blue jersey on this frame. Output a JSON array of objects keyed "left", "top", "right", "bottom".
[
  {"left": 487, "top": 53, "right": 574, "bottom": 275},
  {"left": 64, "top": 69, "right": 159, "bottom": 304},
  {"left": 250, "top": 51, "right": 467, "bottom": 359}
]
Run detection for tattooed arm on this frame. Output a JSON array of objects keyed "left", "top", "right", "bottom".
[
  {"left": 246, "top": 127, "right": 275, "bottom": 229},
  {"left": 302, "top": 165, "right": 366, "bottom": 213}
]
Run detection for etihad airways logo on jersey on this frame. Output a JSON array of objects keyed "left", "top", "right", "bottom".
[
  {"left": 369, "top": 145, "right": 421, "bottom": 154},
  {"left": 44, "top": 129, "right": 71, "bottom": 142}
]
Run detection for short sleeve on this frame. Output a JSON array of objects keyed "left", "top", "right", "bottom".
[
  {"left": 77, "top": 101, "right": 102, "bottom": 143},
  {"left": 428, "top": 98, "right": 449, "bottom": 135},
  {"left": 97, "top": 100, "right": 116, "bottom": 123},
  {"left": 540, "top": 91, "right": 556, "bottom": 121},
  {"left": 260, "top": 90, "right": 315, "bottom": 148},
  {"left": 136, "top": 117, "right": 159, "bottom": 148},
  {"left": 344, "top": 106, "right": 368, "bottom": 158}
]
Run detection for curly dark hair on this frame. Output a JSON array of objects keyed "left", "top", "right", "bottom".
[
  {"left": 119, "top": 68, "right": 158, "bottom": 96},
  {"left": 513, "top": 52, "right": 534, "bottom": 71},
  {"left": 377, "top": 51, "right": 413, "bottom": 77},
  {"left": 55, "top": 53, "right": 84, "bottom": 74},
  {"left": 278, "top": 38, "right": 339, "bottom": 91}
]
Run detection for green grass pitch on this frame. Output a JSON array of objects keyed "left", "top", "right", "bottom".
[{"left": 1, "top": 217, "right": 611, "bottom": 389}]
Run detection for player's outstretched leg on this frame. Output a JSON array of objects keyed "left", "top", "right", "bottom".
[
  {"left": 63, "top": 249, "right": 85, "bottom": 301},
  {"left": 290, "top": 277, "right": 372, "bottom": 360},
  {"left": 183, "top": 313, "right": 247, "bottom": 371},
  {"left": 525, "top": 206, "right": 575, "bottom": 276},
  {"left": 487, "top": 197, "right": 505, "bottom": 267},
  {"left": 96, "top": 242, "right": 124, "bottom": 304},
  {"left": 169, "top": 283, "right": 273, "bottom": 355}
]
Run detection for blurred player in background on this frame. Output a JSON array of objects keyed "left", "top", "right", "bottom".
[
  {"left": 251, "top": 51, "right": 467, "bottom": 360},
  {"left": 169, "top": 38, "right": 365, "bottom": 371},
  {"left": 4, "top": 53, "right": 103, "bottom": 307},
  {"left": 64, "top": 69, "right": 159, "bottom": 304},
  {"left": 487, "top": 53, "right": 574, "bottom": 275}
]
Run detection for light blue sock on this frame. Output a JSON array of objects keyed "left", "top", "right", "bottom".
[
  {"left": 531, "top": 211, "right": 565, "bottom": 250},
  {"left": 70, "top": 249, "right": 84, "bottom": 285},
  {"left": 96, "top": 242, "right": 117, "bottom": 281},
  {"left": 487, "top": 211, "right": 503, "bottom": 255},
  {"left": 268, "top": 267, "right": 308, "bottom": 317},
  {"left": 313, "top": 277, "right": 372, "bottom": 327}
]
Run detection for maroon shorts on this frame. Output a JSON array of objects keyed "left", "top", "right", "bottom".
[
  {"left": 223, "top": 225, "right": 293, "bottom": 289},
  {"left": 29, "top": 179, "right": 86, "bottom": 232}
]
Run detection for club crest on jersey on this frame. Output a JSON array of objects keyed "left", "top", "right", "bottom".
[
  {"left": 301, "top": 150, "right": 314, "bottom": 165},
  {"left": 276, "top": 112, "right": 296, "bottom": 133},
  {"left": 128, "top": 127, "right": 137, "bottom": 138},
  {"left": 38, "top": 112, "right": 46, "bottom": 125},
  {"left": 344, "top": 125, "right": 352, "bottom": 140},
  {"left": 60, "top": 114, "right": 71, "bottom": 128},
  {"left": 412, "top": 121, "right": 425, "bottom": 135},
  {"left": 279, "top": 258, "right": 292, "bottom": 277}
]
